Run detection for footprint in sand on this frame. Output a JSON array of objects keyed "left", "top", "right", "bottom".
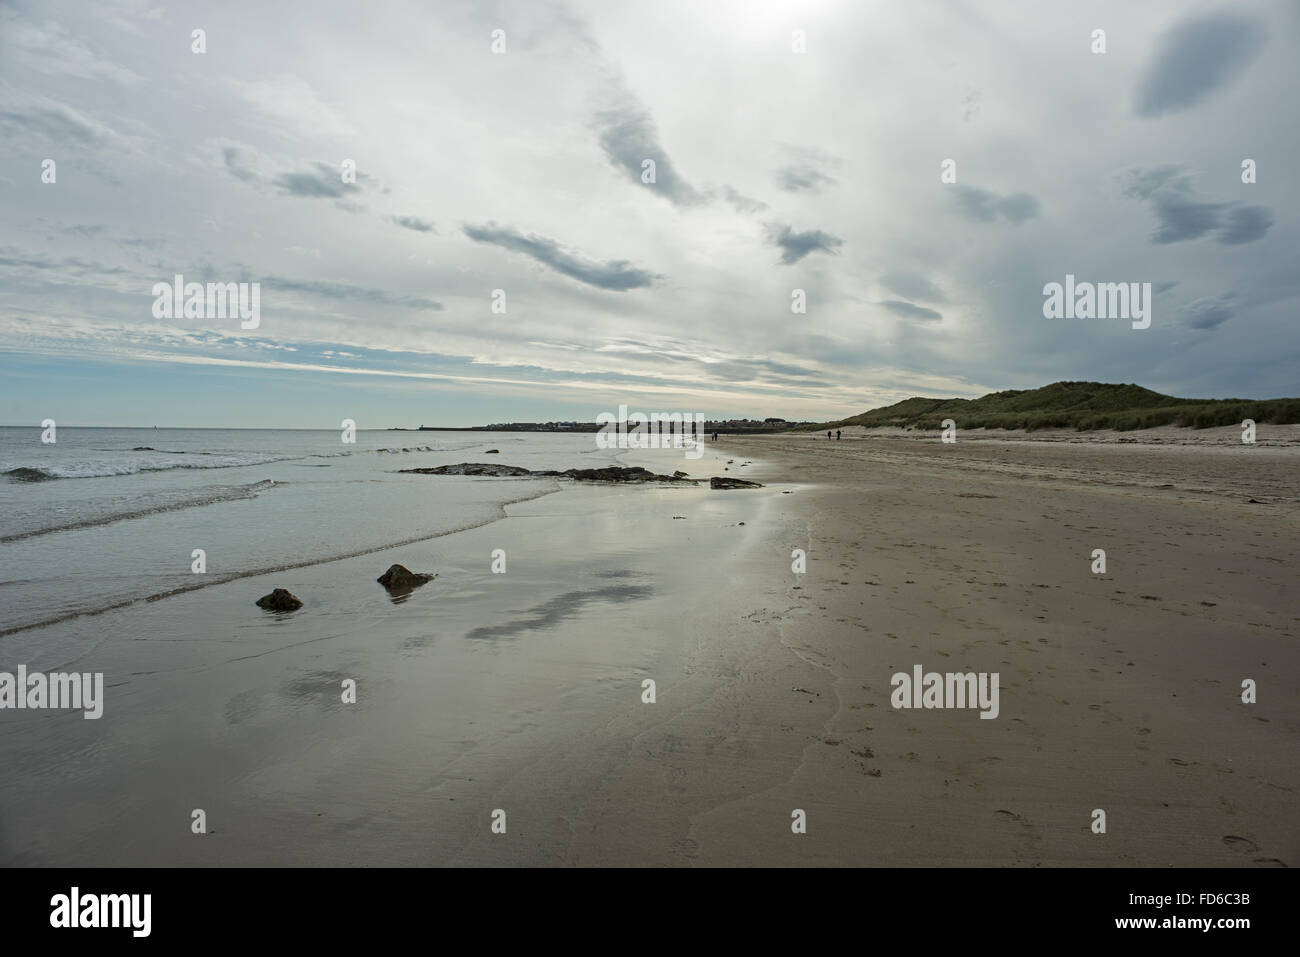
[
  {"left": 672, "top": 837, "right": 699, "bottom": 860},
  {"left": 1222, "top": 835, "right": 1258, "bottom": 853}
]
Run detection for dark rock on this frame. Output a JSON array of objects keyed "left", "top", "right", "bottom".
[
  {"left": 402, "top": 463, "right": 696, "bottom": 483},
  {"left": 377, "top": 564, "right": 436, "bottom": 589},
  {"left": 5, "top": 467, "right": 53, "bottom": 482},
  {"left": 485, "top": 449, "right": 500, "bottom": 454},
  {"left": 256, "top": 588, "right": 303, "bottom": 611},
  {"left": 711, "top": 476, "right": 763, "bottom": 489},
  {"left": 400, "top": 463, "right": 533, "bottom": 476},
  {"left": 672, "top": 470, "right": 689, "bottom": 477},
  {"left": 559, "top": 466, "right": 693, "bottom": 483}
]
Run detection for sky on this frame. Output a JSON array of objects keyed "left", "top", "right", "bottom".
[{"left": 1, "top": 0, "right": 1296, "bottom": 427}]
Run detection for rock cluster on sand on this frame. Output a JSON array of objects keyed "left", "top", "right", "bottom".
[
  {"left": 399, "top": 463, "right": 695, "bottom": 483},
  {"left": 376, "top": 564, "right": 436, "bottom": 589},
  {"left": 710, "top": 476, "right": 763, "bottom": 489},
  {"left": 401, "top": 463, "right": 533, "bottom": 477},
  {"left": 548, "top": 466, "right": 693, "bottom": 483},
  {"left": 255, "top": 588, "right": 303, "bottom": 611}
]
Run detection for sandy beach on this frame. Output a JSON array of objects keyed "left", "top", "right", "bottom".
[
  {"left": 3, "top": 425, "right": 1294, "bottom": 867},
  {"left": 672, "top": 426, "right": 1299, "bottom": 866}
]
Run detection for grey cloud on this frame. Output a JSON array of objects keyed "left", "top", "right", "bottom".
[
  {"left": 880, "top": 300, "right": 943, "bottom": 321},
  {"left": 221, "top": 149, "right": 376, "bottom": 206},
  {"left": 717, "top": 186, "right": 768, "bottom": 213},
  {"left": 1149, "top": 190, "right": 1228, "bottom": 243},
  {"left": 764, "top": 223, "right": 844, "bottom": 265},
  {"left": 626, "top": 341, "right": 823, "bottom": 381},
  {"left": 592, "top": 97, "right": 702, "bottom": 207},
  {"left": 392, "top": 215, "right": 436, "bottom": 233},
  {"left": 1122, "top": 166, "right": 1274, "bottom": 245},
  {"left": 222, "top": 147, "right": 259, "bottom": 182},
  {"left": 593, "top": 337, "right": 825, "bottom": 383},
  {"left": 775, "top": 164, "right": 836, "bottom": 193},
  {"left": 881, "top": 271, "right": 946, "bottom": 303},
  {"left": 4, "top": 13, "right": 143, "bottom": 85},
  {"left": 1217, "top": 205, "right": 1274, "bottom": 245},
  {"left": 952, "top": 185, "right": 1039, "bottom": 223},
  {"left": 1120, "top": 165, "right": 1183, "bottom": 201},
  {"left": 706, "top": 359, "right": 824, "bottom": 383},
  {"left": 1135, "top": 13, "right": 1267, "bottom": 118},
  {"left": 0, "top": 249, "right": 128, "bottom": 277},
  {"left": 273, "top": 162, "right": 364, "bottom": 198},
  {"left": 0, "top": 103, "right": 112, "bottom": 145},
  {"left": 261, "top": 276, "right": 442, "bottom": 310},
  {"left": 1181, "top": 296, "right": 1235, "bottom": 329},
  {"left": 463, "top": 223, "right": 662, "bottom": 291}
]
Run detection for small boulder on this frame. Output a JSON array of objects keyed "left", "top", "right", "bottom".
[
  {"left": 377, "top": 564, "right": 436, "bottom": 589},
  {"left": 256, "top": 588, "right": 303, "bottom": 611},
  {"left": 711, "top": 476, "right": 763, "bottom": 490},
  {"left": 672, "top": 470, "right": 689, "bottom": 477},
  {"left": 485, "top": 449, "right": 500, "bottom": 454}
]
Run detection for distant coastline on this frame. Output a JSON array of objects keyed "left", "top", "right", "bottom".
[{"left": 393, "top": 420, "right": 805, "bottom": 434}]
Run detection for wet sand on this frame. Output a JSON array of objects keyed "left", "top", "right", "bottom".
[{"left": 0, "top": 445, "right": 808, "bottom": 866}]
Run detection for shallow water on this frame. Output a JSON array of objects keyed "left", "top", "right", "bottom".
[{"left": 0, "top": 427, "right": 627, "bottom": 644}]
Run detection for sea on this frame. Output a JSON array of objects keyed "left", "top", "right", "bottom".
[{"left": 0, "top": 427, "right": 621, "bottom": 646}]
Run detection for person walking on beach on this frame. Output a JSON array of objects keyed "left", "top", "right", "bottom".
[
  {"left": 827, "top": 431, "right": 832, "bottom": 439},
  {"left": 836, "top": 430, "right": 841, "bottom": 440}
]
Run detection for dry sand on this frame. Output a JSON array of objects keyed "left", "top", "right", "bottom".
[{"left": 637, "top": 425, "right": 1298, "bottom": 866}]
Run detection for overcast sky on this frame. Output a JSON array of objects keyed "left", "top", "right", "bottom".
[{"left": 1, "top": 0, "right": 1296, "bottom": 427}]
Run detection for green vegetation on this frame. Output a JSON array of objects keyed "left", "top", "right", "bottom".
[{"left": 803, "top": 381, "right": 1300, "bottom": 433}]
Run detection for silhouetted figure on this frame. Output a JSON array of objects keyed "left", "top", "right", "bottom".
[
  {"left": 827, "top": 431, "right": 832, "bottom": 439},
  {"left": 836, "top": 430, "right": 841, "bottom": 440}
]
